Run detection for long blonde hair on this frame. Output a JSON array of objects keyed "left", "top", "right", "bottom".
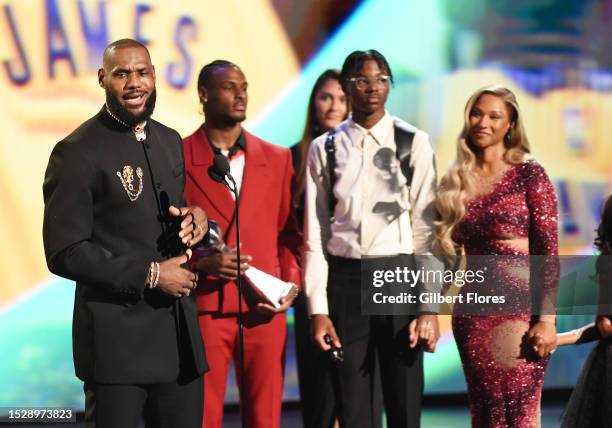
[{"left": 435, "top": 85, "right": 531, "bottom": 255}]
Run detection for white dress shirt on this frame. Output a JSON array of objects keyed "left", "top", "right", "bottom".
[
  {"left": 220, "top": 149, "right": 245, "bottom": 197},
  {"left": 303, "top": 112, "right": 439, "bottom": 316}
]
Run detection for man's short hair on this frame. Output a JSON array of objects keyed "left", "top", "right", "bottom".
[
  {"left": 197, "top": 60, "right": 239, "bottom": 90},
  {"left": 340, "top": 49, "right": 394, "bottom": 92},
  {"left": 102, "top": 38, "right": 150, "bottom": 68}
]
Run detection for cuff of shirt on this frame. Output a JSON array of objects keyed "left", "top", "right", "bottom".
[{"left": 307, "top": 294, "right": 329, "bottom": 317}]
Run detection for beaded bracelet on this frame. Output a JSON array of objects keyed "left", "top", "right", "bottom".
[
  {"left": 147, "top": 261, "right": 160, "bottom": 289},
  {"left": 152, "top": 261, "right": 160, "bottom": 288},
  {"left": 147, "top": 262, "right": 155, "bottom": 287}
]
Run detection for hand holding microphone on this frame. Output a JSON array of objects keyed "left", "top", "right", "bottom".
[{"left": 324, "top": 334, "right": 344, "bottom": 363}]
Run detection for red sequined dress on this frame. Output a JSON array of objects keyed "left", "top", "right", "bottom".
[{"left": 452, "top": 159, "right": 559, "bottom": 427}]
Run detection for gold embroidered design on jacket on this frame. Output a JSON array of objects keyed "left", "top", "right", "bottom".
[{"left": 116, "top": 165, "right": 144, "bottom": 201}]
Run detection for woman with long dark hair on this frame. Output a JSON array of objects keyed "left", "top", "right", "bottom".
[
  {"left": 292, "top": 69, "right": 347, "bottom": 224},
  {"left": 292, "top": 69, "right": 347, "bottom": 428}
]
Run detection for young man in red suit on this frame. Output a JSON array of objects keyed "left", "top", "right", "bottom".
[{"left": 183, "top": 60, "right": 301, "bottom": 428}]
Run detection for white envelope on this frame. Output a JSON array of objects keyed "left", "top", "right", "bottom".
[{"left": 243, "top": 267, "right": 293, "bottom": 308}]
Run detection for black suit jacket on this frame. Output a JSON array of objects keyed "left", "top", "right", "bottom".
[{"left": 43, "top": 107, "right": 207, "bottom": 384}]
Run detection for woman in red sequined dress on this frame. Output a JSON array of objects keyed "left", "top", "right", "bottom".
[{"left": 436, "top": 85, "right": 559, "bottom": 427}]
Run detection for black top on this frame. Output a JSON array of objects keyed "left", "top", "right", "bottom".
[
  {"left": 290, "top": 143, "right": 305, "bottom": 229},
  {"left": 206, "top": 129, "right": 246, "bottom": 159},
  {"left": 43, "top": 107, "right": 207, "bottom": 383}
]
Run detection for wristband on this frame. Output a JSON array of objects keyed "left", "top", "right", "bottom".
[
  {"left": 152, "top": 262, "right": 160, "bottom": 288},
  {"left": 147, "top": 262, "right": 155, "bottom": 287}
]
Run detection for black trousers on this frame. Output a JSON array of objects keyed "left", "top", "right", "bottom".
[
  {"left": 83, "top": 376, "right": 203, "bottom": 428},
  {"left": 327, "top": 256, "right": 424, "bottom": 428},
  {"left": 294, "top": 293, "right": 337, "bottom": 428}
]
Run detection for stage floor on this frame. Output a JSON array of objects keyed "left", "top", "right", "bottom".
[
  {"left": 0, "top": 404, "right": 565, "bottom": 427},
  {"left": 223, "top": 405, "right": 565, "bottom": 427}
]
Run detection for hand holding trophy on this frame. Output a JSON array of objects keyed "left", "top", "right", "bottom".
[{"left": 200, "top": 220, "right": 297, "bottom": 309}]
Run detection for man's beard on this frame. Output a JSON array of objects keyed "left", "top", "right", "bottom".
[{"left": 106, "top": 89, "right": 156, "bottom": 126}]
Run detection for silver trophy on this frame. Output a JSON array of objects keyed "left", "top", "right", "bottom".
[
  {"left": 207, "top": 220, "right": 232, "bottom": 254},
  {"left": 203, "top": 220, "right": 293, "bottom": 307}
]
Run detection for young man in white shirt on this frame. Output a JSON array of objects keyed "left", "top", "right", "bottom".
[{"left": 304, "top": 50, "right": 440, "bottom": 428}]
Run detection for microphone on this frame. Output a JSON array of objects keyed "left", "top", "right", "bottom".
[
  {"left": 207, "top": 166, "right": 224, "bottom": 183},
  {"left": 208, "top": 153, "right": 235, "bottom": 189},
  {"left": 206, "top": 151, "right": 246, "bottom": 427},
  {"left": 213, "top": 153, "right": 230, "bottom": 175}
]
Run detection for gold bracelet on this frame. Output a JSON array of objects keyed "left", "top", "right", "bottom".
[
  {"left": 147, "top": 262, "right": 155, "bottom": 287},
  {"left": 152, "top": 262, "right": 160, "bottom": 288}
]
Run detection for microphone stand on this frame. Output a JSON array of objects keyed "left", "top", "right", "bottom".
[{"left": 223, "top": 175, "right": 248, "bottom": 428}]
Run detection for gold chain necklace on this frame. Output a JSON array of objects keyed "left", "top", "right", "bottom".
[{"left": 105, "top": 104, "right": 147, "bottom": 141}]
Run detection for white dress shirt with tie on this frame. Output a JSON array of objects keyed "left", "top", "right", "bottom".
[{"left": 304, "top": 111, "right": 440, "bottom": 316}]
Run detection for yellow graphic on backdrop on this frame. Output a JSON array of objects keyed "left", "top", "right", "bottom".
[{"left": 0, "top": 0, "right": 299, "bottom": 305}]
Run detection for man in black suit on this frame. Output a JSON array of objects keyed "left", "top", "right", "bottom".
[{"left": 43, "top": 38, "right": 208, "bottom": 428}]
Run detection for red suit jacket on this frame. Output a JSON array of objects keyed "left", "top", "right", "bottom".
[{"left": 183, "top": 125, "right": 301, "bottom": 314}]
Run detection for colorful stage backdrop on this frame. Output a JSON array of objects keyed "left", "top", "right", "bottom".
[{"left": 1, "top": 0, "right": 611, "bottom": 407}]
